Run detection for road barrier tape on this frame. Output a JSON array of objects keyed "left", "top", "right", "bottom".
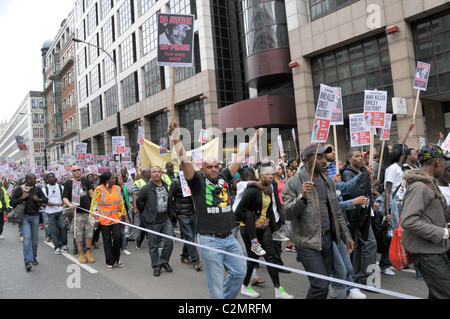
[{"left": 78, "top": 206, "right": 421, "bottom": 299}]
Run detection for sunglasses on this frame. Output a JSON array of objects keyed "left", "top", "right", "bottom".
[{"left": 72, "top": 169, "right": 81, "bottom": 172}]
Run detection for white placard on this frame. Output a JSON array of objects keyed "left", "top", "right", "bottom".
[
  {"left": 363, "top": 90, "right": 387, "bottom": 128},
  {"left": 349, "top": 113, "right": 371, "bottom": 147}
]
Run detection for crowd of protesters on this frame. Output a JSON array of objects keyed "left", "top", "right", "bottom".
[{"left": 1, "top": 124, "right": 449, "bottom": 299}]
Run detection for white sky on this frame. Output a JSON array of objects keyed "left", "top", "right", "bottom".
[{"left": 0, "top": 0, "right": 74, "bottom": 122}]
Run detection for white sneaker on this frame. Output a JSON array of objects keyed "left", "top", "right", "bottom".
[
  {"left": 251, "top": 242, "right": 266, "bottom": 256},
  {"left": 121, "top": 249, "right": 132, "bottom": 255},
  {"left": 0, "top": 235, "right": 5, "bottom": 239},
  {"left": 272, "top": 231, "right": 289, "bottom": 242},
  {"left": 347, "top": 288, "right": 366, "bottom": 299},
  {"left": 241, "top": 285, "right": 260, "bottom": 298},
  {"left": 55, "top": 248, "right": 62, "bottom": 255},
  {"left": 275, "top": 286, "right": 294, "bottom": 299},
  {"left": 381, "top": 268, "right": 396, "bottom": 276}
]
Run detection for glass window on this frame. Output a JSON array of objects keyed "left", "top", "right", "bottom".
[
  {"left": 90, "top": 64, "right": 101, "bottom": 93},
  {"left": 413, "top": 10, "right": 450, "bottom": 96},
  {"left": 122, "top": 72, "right": 139, "bottom": 108},
  {"left": 142, "top": 13, "right": 158, "bottom": 55},
  {"left": 242, "top": 0, "right": 289, "bottom": 56},
  {"left": 141, "top": 0, "right": 157, "bottom": 15},
  {"left": 150, "top": 111, "right": 169, "bottom": 145},
  {"left": 91, "top": 96, "right": 103, "bottom": 124},
  {"left": 309, "top": 0, "right": 359, "bottom": 21},
  {"left": 101, "top": 0, "right": 113, "bottom": 20},
  {"left": 143, "top": 59, "right": 164, "bottom": 97},
  {"left": 311, "top": 34, "right": 393, "bottom": 112},
  {"left": 104, "top": 86, "right": 117, "bottom": 117},
  {"left": 121, "top": 34, "right": 136, "bottom": 71},
  {"left": 119, "top": 0, "right": 134, "bottom": 35},
  {"left": 87, "top": 4, "right": 98, "bottom": 35},
  {"left": 102, "top": 17, "right": 115, "bottom": 49}
]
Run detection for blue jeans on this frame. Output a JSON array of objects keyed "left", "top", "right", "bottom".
[
  {"left": 40, "top": 210, "right": 51, "bottom": 239},
  {"left": 297, "top": 232, "right": 334, "bottom": 299},
  {"left": 198, "top": 234, "right": 246, "bottom": 299},
  {"left": 178, "top": 215, "right": 200, "bottom": 262},
  {"left": 331, "top": 240, "right": 355, "bottom": 299},
  {"left": 47, "top": 212, "right": 68, "bottom": 249},
  {"left": 22, "top": 214, "right": 40, "bottom": 264}
]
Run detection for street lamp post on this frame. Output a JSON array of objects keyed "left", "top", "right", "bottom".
[{"left": 72, "top": 37, "right": 121, "bottom": 137}]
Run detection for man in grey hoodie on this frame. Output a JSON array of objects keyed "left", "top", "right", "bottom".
[{"left": 401, "top": 144, "right": 450, "bottom": 299}]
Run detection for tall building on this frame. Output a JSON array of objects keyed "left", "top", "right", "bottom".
[
  {"left": 42, "top": 12, "right": 79, "bottom": 167},
  {"left": 286, "top": 0, "right": 450, "bottom": 156},
  {"left": 73, "top": 0, "right": 450, "bottom": 163},
  {"left": 0, "top": 91, "right": 46, "bottom": 166}
]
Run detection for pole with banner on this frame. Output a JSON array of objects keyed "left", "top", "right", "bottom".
[
  {"left": 363, "top": 89, "right": 387, "bottom": 167},
  {"left": 410, "top": 61, "right": 431, "bottom": 137},
  {"left": 310, "top": 84, "right": 338, "bottom": 182},
  {"left": 330, "top": 87, "right": 343, "bottom": 170},
  {"left": 377, "top": 113, "right": 393, "bottom": 181},
  {"left": 157, "top": 12, "right": 195, "bottom": 158}
]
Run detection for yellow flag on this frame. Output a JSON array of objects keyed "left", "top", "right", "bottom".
[{"left": 139, "top": 137, "right": 220, "bottom": 170}]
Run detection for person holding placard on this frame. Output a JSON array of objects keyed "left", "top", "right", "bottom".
[
  {"left": 282, "top": 143, "right": 354, "bottom": 299},
  {"left": 63, "top": 165, "right": 95, "bottom": 263},
  {"left": 168, "top": 121, "right": 262, "bottom": 299}
]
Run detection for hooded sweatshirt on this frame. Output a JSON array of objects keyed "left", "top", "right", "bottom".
[{"left": 400, "top": 169, "right": 450, "bottom": 254}]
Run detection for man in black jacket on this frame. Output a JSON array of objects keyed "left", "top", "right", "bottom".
[
  {"left": 341, "top": 149, "right": 377, "bottom": 286},
  {"left": 136, "top": 166, "right": 174, "bottom": 277},
  {"left": 168, "top": 168, "right": 202, "bottom": 271},
  {"left": 10, "top": 174, "right": 48, "bottom": 271}
]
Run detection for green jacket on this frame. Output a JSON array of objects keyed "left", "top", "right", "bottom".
[{"left": 0, "top": 187, "right": 10, "bottom": 211}]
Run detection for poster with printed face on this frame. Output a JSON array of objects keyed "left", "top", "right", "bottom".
[
  {"left": 363, "top": 90, "right": 387, "bottom": 128},
  {"left": 413, "top": 61, "right": 431, "bottom": 91},
  {"left": 97, "top": 155, "right": 110, "bottom": 173},
  {"left": 85, "top": 153, "right": 94, "bottom": 165},
  {"left": 311, "top": 84, "right": 339, "bottom": 143},
  {"left": 137, "top": 126, "right": 145, "bottom": 146},
  {"left": 330, "top": 87, "right": 344, "bottom": 125},
  {"left": 122, "top": 147, "right": 132, "bottom": 162},
  {"left": 72, "top": 180, "right": 81, "bottom": 206},
  {"left": 74, "top": 143, "right": 88, "bottom": 162},
  {"left": 160, "top": 138, "right": 168, "bottom": 156},
  {"left": 112, "top": 136, "right": 126, "bottom": 154},
  {"left": 15, "top": 136, "right": 27, "bottom": 151},
  {"left": 349, "top": 113, "right": 371, "bottom": 147},
  {"left": 380, "top": 113, "right": 393, "bottom": 141},
  {"left": 157, "top": 13, "right": 195, "bottom": 67}
]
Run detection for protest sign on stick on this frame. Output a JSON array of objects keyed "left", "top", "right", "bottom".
[
  {"left": 349, "top": 114, "right": 371, "bottom": 148},
  {"left": 310, "top": 84, "right": 338, "bottom": 181},
  {"left": 411, "top": 61, "right": 431, "bottom": 137},
  {"left": 330, "top": 87, "right": 343, "bottom": 169}
]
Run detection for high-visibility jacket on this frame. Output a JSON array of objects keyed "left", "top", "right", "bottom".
[
  {"left": 133, "top": 179, "right": 147, "bottom": 192},
  {"left": 95, "top": 184, "right": 123, "bottom": 226},
  {"left": 0, "top": 187, "right": 10, "bottom": 212},
  {"left": 162, "top": 173, "right": 177, "bottom": 187}
]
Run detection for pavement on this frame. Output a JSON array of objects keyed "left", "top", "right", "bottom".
[{"left": 0, "top": 218, "right": 429, "bottom": 300}]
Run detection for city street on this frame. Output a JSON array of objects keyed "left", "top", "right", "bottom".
[{"left": 0, "top": 218, "right": 428, "bottom": 301}]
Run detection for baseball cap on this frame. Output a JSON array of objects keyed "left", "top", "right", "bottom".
[
  {"left": 165, "top": 162, "right": 174, "bottom": 168},
  {"left": 417, "top": 144, "right": 450, "bottom": 162},
  {"left": 301, "top": 143, "right": 332, "bottom": 160}
]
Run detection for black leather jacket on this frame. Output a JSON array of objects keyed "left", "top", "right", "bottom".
[{"left": 168, "top": 177, "right": 195, "bottom": 218}]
